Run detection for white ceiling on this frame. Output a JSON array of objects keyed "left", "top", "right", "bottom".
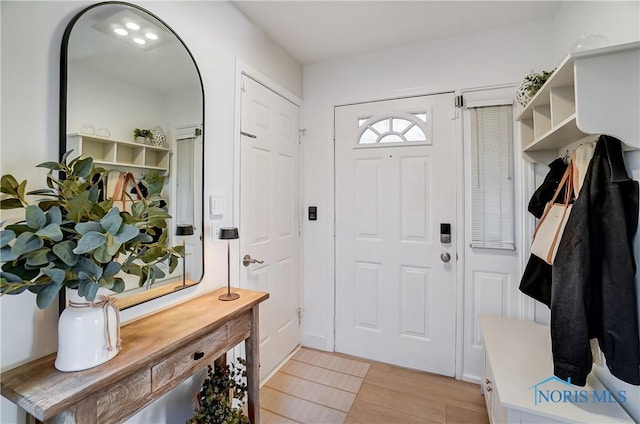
[{"left": 232, "top": 1, "right": 562, "bottom": 65}]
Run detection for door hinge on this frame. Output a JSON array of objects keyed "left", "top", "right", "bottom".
[
  {"left": 297, "top": 307, "right": 303, "bottom": 326},
  {"left": 455, "top": 95, "right": 464, "bottom": 108},
  {"left": 195, "top": 128, "right": 202, "bottom": 137},
  {"left": 299, "top": 128, "right": 306, "bottom": 145}
]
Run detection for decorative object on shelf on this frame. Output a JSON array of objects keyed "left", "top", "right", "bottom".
[
  {"left": 79, "top": 123, "right": 96, "bottom": 135},
  {"left": 516, "top": 69, "right": 555, "bottom": 107},
  {"left": 176, "top": 224, "right": 194, "bottom": 288},
  {"left": 55, "top": 287, "right": 120, "bottom": 371},
  {"left": 151, "top": 124, "right": 166, "bottom": 147},
  {"left": 188, "top": 358, "right": 249, "bottom": 424},
  {"left": 571, "top": 33, "right": 609, "bottom": 52},
  {"left": 218, "top": 227, "right": 240, "bottom": 301},
  {"left": 0, "top": 152, "right": 183, "bottom": 371},
  {"left": 96, "top": 127, "right": 111, "bottom": 138},
  {"left": 133, "top": 128, "right": 153, "bottom": 144}
]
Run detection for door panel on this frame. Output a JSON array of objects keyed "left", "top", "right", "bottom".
[
  {"left": 240, "top": 76, "right": 300, "bottom": 380},
  {"left": 335, "top": 93, "right": 457, "bottom": 376}
]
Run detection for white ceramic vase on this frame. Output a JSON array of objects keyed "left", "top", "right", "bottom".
[{"left": 54, "top": 287, "right": 121, "bottom": 372}]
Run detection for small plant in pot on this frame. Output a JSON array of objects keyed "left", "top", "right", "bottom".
[
  {"left": 516, "top": 68, "right": 556, "bottom": 107},
  {"left": 0, "top": 151, "right": 183, "bottom": 370},
  {"left": 188, "top": 358, "right": 249, "bottom": 424},
  {"left": 133, "top": 128, "right": 154, "bottom": 144}
]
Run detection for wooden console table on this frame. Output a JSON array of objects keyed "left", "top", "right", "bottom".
[{"left": 1, "top": 287, "right": 269, "bottom": 424}]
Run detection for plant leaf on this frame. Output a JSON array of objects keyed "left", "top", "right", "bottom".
[
  {"left": 75, "top": 221, "right": 103, "bottom": 235},
  {"left": 2, "top": 261, "right": 39, "bottom": 281},
  {"left": 78, "top": 280, "right": 99, "bottom": 301},
  {"left": 169, "top": 254, "right": 179, "bottom": 273},
  {"left": 0, "top": 230, "right": 15, "bottom": 248},
  {"left": 130, "top": 232, "right": 153, "bottom": 244},
  {"left": 112, "top": 277, "right": 125, "bottom": 293},
  {"left": 25, "top": 205, "right": 47, "bottom": 229},
  {"left": 113, "top": 224, "right": 139, "bottom": 244},
  {"left": 66, "top": 190, "right": 92, "bottom": 222},
  {"left": 73, "top": 231, "right": 106, "bottom": 254},
  {"left": 0, "top": 274, "right": 30, "bottom": 295},
  {"left": 25, "top": 248, "right": 52, "bottom": 267},
  {"left": 26, "top": 188, "right": 57, "bottom": 196},
  {"left": 74, "top": 257, "right": 102, "bottom": 280},
  {"left": 36, "top": 223, "right": 63, "bottom": 242},
  {"left": 72, "top": 157, "right": 93, "bottom": 178},
  {"left": 0, "top": 174, "right": 20, "bottom": 195},
  {"left": 52, "top": 241, "right": 78, "bottom": 266},
  {"left": 92, "top": 245, "right": 112, "bottom": 263},
  {"left": 46, "top": 206, "right": 62, "bottom": 224},
  {"left": 11, "top": 232, "right": 43, "bottom": 256},
  {"left": 100, "top": 208, "right": 123, "bottom": 235},
  {"left": 61, "top": 149, "right": 74, "bottom": 163},
  {"left": 1, "top": 246, "right": 18, "bottom": 262},
  {"left": 0, "top": 198, "right": 24, "bottom": 209},
  {"left": 103, "top": 261, "right": 121, "bottom": 278},
  {"left": 36, "top": 161, "right": 62, "bottom": 171},
  {"left": 36, "top": 280, "right": 64, "bottom": 309},
  {"left": 43, "top": 268, "right": 66, "bottom": 284}
]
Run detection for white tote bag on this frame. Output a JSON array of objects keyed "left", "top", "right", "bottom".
[{"left": 530, "top": 158, "right": 575, "bottom": 265}]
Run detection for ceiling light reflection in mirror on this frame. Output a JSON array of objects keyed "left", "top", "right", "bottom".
[{"left": 92, "top": 8, "right": 167, "bottom": 50}]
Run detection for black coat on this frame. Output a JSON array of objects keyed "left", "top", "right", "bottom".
[{"left": 551, "top": 135, "right": 640, "bottom": 386}]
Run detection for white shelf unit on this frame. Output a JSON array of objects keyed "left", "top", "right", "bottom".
[
  {"left": 67, "top": 133, "right": 171, "bottom": 172},
  {"left": 518, "top": 42, "right": 640, "bottom": 164},
  {"left": 480, "top": 315, "right": 633, "bottom": 424}
]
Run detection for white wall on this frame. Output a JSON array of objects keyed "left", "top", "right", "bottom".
[
  {"left": 551, "top": 1, "right": 640, "bottom": 63},
  {"left": 301, "top": 19, "right": 554, "bottom": 352},
  {"left": 0, "top": 1, "right": 301, "bottom": 423}
]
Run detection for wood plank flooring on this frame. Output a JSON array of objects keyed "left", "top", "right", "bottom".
[{"left": 260, "top": 348, "right": 489, "bottom": 424}]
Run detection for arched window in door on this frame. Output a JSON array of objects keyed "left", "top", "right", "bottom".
[{"left": 357, "top": 112, "right": 431, "bottom": 145}]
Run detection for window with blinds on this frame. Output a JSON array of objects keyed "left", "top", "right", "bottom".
[{"left": 470, "top": 104, "right": 515, "bottom": 250}]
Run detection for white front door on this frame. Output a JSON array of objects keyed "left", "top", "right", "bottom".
[
  {"left": 240, "top": 75, "right": 301, "bottom": 380},
  {"left": 335, "top": 93, "right": 457, "bottom": 376}
]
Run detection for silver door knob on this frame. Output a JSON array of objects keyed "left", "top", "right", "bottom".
[
  {"left": 440, "top": 252, "right": 451, "bottom": 263},
  {"left": 243, "top": 254, "right": 264, "bottom": 267}
]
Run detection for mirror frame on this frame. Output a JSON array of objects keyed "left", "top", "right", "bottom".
[{"left": 59, "top": 1, "right": 205, "bottom": 310}]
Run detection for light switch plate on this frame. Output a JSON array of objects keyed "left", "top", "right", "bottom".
[{"left": 210, "top": 194, "right": 225, "bottom": 216}]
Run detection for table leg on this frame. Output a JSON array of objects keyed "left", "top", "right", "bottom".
[{"left": 245, "top": 305, "right": 260, "bottom": 424}]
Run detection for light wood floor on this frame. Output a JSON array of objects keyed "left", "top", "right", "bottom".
[{"left": 261, "top": 348, "right": 489, "bottom": 424}]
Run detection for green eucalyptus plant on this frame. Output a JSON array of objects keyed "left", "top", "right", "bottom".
[
  {"left": 188, "top": 358, "right": 249, "bottom": 424},
  {"left": 0, "top": 151, "right": 182, "bottom": 309}
]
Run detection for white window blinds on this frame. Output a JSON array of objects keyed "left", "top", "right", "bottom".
[
  {"left": 470, "top": 104, "right": 515, "bottom": 250},
  {"left": 176, "top": 137, "right": 195, "bottom": 226}
]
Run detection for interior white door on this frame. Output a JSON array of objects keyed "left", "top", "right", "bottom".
[
  {"left": 174, "top": 129, "right": 203, "bottom": 284},
  {"left": 240, "top": 75, "right": 300, "bottom": 380},
  {"left": 335, "top": 93, "right": 457, "bottom": 376}
]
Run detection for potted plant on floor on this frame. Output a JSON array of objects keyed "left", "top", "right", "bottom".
[
  {"left": 0, "top": 151, "right": 183, "bottom": 371},
  {"left": 188, "top": 358, "right": 249, "bottom": 424}
]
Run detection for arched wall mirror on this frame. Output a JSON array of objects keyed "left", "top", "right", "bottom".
[{"left": 60, "top": 1, "right": 204, "bottom": 309}]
